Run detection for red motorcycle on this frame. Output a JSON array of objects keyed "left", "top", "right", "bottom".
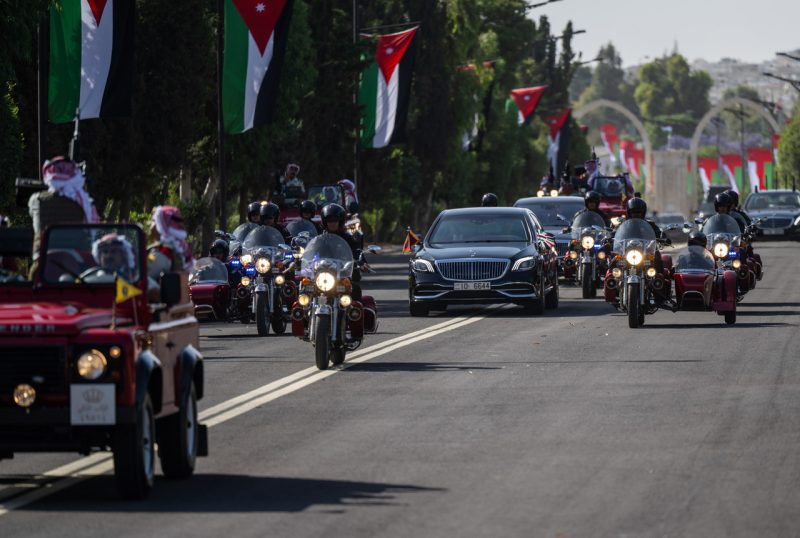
[
  {"left": 701, "top": 214, "right": 754, "bottom": 300},
  {"left": 189, "top": 257, "right": 231, "bottom": 320},
  {"left": 670, "top": 245, "right": 737, "bottom": 324}
]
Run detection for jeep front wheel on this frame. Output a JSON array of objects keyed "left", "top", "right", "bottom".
[{"left": 113, "top": 394, "right": 155, "bottom": 499}]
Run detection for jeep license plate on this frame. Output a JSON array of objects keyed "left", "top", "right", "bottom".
[
  {"left": 454, "top": 282, "right": 491, "bottom": 291},
  {"left": 70, "top": 384, "right": 116, "bottom": 425}
]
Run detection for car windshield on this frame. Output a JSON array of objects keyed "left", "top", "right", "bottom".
[
  {"left": 42, "top": 224, "right": 142, "bottom": 285},
  {"left": 674, "top": 246, "right": 716, "bottom": 272},
  {"left": 514, "top": 201, "right": 583, "bottom": 226},
  {"left": 300, "top": 233, "right": 354, "bottom": 278},
  {"left": 593, "top": 176, "right": 625, "bottom": 197},
  {"left": 702, "top": 214, "right": 741, "bottom": 235},
  {"left": 286, "top": 219, "right": 318, "bottom": 238},
  {"left": 307, "top": 185, "right": 344, "bottom": 208},
  {"left": 190, "top": 257, "right": 228, "bottom": 284},
  {"left": 428, "top": 214, "right": 530, "bottom": 244},
  {"left": 744, "top": 192, "right": 800, "bottom": 210}
]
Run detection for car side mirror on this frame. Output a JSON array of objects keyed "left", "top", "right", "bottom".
[
  {"left": 683, "top": 223, "right": 693, "bottom": 234},
  {"left": 160, "top": 272, "right": 182, "bottom": 306},
  {"left": 412, "top": 244, "right": 422, "bottom": 254}
]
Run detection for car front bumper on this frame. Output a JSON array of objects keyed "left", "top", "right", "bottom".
[{"left": 410, "top": 272, "right": 541, "bottom": 304}]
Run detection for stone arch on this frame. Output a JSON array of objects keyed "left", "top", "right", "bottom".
[
  {"left": 574, "top": 99, "right": 654, "bottom": 196},
  {"left": 690, "top": 97, "right": 781, "bottom": 195}
]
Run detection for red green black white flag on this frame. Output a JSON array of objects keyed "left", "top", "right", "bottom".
[
  {"left": 510, "top": 86, "right": 546, "bottom": 125},
  {"left": 222, "top": 0, "right": 294, "bottom": 134},
  {"left": 545, "top": 108, "right": 571, "bottom": 177},
  {"left": 48, "top": 0, "right": 135, "bottom": 123},
  {"left": 359, "top": 27, "right": 419, "bottom": 149}
]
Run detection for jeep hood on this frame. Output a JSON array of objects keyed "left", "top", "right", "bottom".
[{"left": 0, "top": 303, "right": 114, "bottom": 336}]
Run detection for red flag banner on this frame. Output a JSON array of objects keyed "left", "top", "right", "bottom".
[
  {"left": 545, "top": 108, "right": 571, "bottom": 177},
  {"left": 747, "top": 147, "right": 773, "bottom": 191},
  {"left": 697, "top": 156, "right": 719, "bottom": 194},
  {"left": 720, "top": 154, "right": 742, "bottom": 192},
  {"left": 510, "top": 86, "right": 547, "bottom": 125},
  {"left": 599, "top": 124, "right": 619, "bottom": 163}
]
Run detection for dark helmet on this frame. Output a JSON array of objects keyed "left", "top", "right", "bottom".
[
  {"left": 725, "top": 189, "right": 740, "bottom": 207},
  {"left": 247, "top": 201, "right": 261, "bottom": 220},
  {"left": 481, "top": 193, "right": 498, "bottom": 207},
  {"left": 687, "top": 231, "right": 707, "bottom": 248},
  {"left": 210, "top": 238, "right": 229, "bottom": 258},
  {"left": 714, "top": 192, "right": 733, "bottom": 212},
  {"left": 584, "top": 190, "right": 601, "bottom": 207},
  {"left": 300, "top": 200, "right": 317, "bottom": 217},
  {"left": 626, "top": 197, "right": 647, "bottom": 219},
  {"left": 321, "top": 203, "right": 346, "bottom": 229},
  {"left": 259, "top": 202, "right": 280, "bottom": 223}
]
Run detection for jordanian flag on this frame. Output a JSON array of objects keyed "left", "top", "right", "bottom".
[
  {"left": 747, "top": 147, "right": 774, "bottom": 191},
  {"left": 223, "top": 0, "right": 293, "bottom": 134},
  {"left": 697, "top": 156, "right": 721, "bottom": 195},
  {"left": 48, "top": 0, "right": 134, "bottom": 124},
  {"left": 599, "top": 123, "right": 619, "bottom": 164},
  {"left": 720, "top": 153, "right": 742, "bottom": 192},
  {"left": 545, "top": 108, "right": 571, "bottom": 177},
  {"left": 510, "top": 86, "right": 547, "bottom": 125},
  {"left": 359, "top": 27, "right": 418, "bottom": 148}
]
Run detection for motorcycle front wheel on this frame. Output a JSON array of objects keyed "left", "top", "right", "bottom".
[
  {"left": 581, "top": 262, "right": 594, "bottom": 299},
  {"left": 627, "top": 283, "right": 640, "bottom": 329},
  {"left": 314, "top": 314, "right": 331, "bottom": 370},
  {"left": 255, "top": 291, "right": 269, "bottom": 336}
]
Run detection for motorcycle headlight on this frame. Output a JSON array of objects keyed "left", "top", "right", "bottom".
[
  {"left": 732, "top": 259, "right": 742, "bottom": 269},
  {"left": 537, "top": 190, "right": 545, "bottom": 197},
  {"left": 255, "top": 257, "right": 271, "bottom": 274},
  {"left": 581, "top": 236, "right": 595, "bottom": 249},
  {"left": 77, "top": 349, "right": 107, "bottom": 380},
  {"left": 713, "top": 243, "right": 729, "bottom": 258},
  {"left": 240, "top": 254, "right": 253, "bottom": 266},
  {"left": 340, "top": 294, "right": 352, "bottom": 307},
  {"left": 412, "top": 259, "right": 434, "bottom": 272},
  {"left": 569, "top": 251, "right": 578, "bottom": 260},
  {"left": 293, "top": 247, "right": 305, "bottom": 259},
  {"left": 240, "top": 276, "right": 251, "bottom": 287},
  {"left": 511, "top": 256, "right": 536, "bottom": 271},
  {"left": 550, "top": 189, "right": 559, "bottom": 198},
  {"left": 597, "top": 251, "right": 607, "bottom": 260},
  {"left": 625, "top": 249, "right": 643, "bottom": 266},
  {"left": 646, "top": 267, "right": 657, "bottom": 278},
  {"left": 611, "top": 267, "right": 622, "bottom": 278},
  {"left": 315, "top": 272, "right": 336, "bottom": 292},
  {"left": 275, "top": 275, "right": 285, "bottom": 285},
  {"left": 298, "top": 294, "right": 311, "bottom": 306}
]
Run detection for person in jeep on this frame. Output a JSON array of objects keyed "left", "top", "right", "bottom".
[
  {"left": 148, "top": 205, "right": 194, "bottom": 279},
  {"left": 92, "top": 233, "right": 136, "bottom": 280}
]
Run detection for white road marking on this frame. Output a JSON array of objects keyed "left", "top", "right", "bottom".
[{"left": 0, "top": 308, "right": 495, "bottom": 515}]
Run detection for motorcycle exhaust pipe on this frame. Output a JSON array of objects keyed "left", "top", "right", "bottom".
[
  {"left": 605, "top": 278, "right": 618, "bottom": 290},
  {"left": 347, "top": 307, "right": 362, "bottom": 321},
  {"left": 291, "top": 307, "right": 305, "bottom": 321}
]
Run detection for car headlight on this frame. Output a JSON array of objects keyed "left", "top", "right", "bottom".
[
  {"left": 240, "top": 254, "right": 253, "bottom": 266},
  {"left": 315, "top": 272, "right": 336, "bottom": 292},
  {"left": 77, "top": 349, "right": 107, "bottom": 380},
  {"left": 625, "top": 249, "right": 643, "bottom": 266},
  {"left": 512, "top": 256, "right": 536, "bottom": 271},
  {"left": 340, "top": 294, "right": 352, "bottom": 307},
  {"left": 550, "top": 189, "right": 559, "bottom": 197},
  {"left": 611, "top": 267, "right": 622, "bottom": 278},
  {"left": 793, "top": 215, "right": 800, "bottom": 226},
  {"left": 240, "top": 276, "right": 251, "bottom": 286},
  {"left": 581, "top": 236, "right": 595, "bottom": 249},
  {"left": 732, "top": 259, "right": 742, "bottom": 269},
  {"left": 255, "top": 257, "right": 271, "bottom": 274},
  {"left": 646, "top": 267, "right": 657, "bottom": 277},
  {"left": 412, "top": 259, "right": 434, "bottom": 272},
  {"left": 713, "top": 243, "right": 729, "bottom": 258}
]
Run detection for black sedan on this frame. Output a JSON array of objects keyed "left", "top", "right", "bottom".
[{"left": 408, "top": 207, "right": 559, "bottom": 316}]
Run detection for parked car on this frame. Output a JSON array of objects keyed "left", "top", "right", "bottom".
[{"left": 743, "top": 189, "right": 800, "bottom": 240}]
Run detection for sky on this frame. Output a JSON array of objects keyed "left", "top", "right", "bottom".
[{"left": 537, "top": 0, "right": 800, "bottom": 67}]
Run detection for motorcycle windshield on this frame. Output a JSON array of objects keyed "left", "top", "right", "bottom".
[
  {"left": 300, "top": 233, "right": 354, "bottom": 278},
  {"left": 190, "top": 257, "right": 228, "bottom": 284},
  {"left": 286, "top": 219, "right": 318, "bottom": 238},
  {"left": 230, "top": 223, "right": 258, "bottom": 254},
  {"left": 613, "top": 218, "right": 657, "bottom": 255},
  {"left": 702, "top": 214, "right": 741, "bottom": 247},
  {"left": 674, "top": 246, "right": 716, "bottom": 273},
  {"left": 571, "top": 211, "right": 607, "bottom": 240},
  {"left": 242, "top": 226, "right": 285, "bottom": 259}
]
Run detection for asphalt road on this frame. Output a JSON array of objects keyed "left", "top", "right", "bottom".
[{"left": 2, "top": 242, "right": 800, "bottom": 537}]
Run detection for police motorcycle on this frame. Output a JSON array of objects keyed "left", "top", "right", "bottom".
[
  {"left": 604, "top": 218, "right": 673, "bottom": 328},
  {"left": 239, "top": 225, "right": 292, "bottom": 335},
  {"left": 671, "top": 242, "right": 737, "bottom": 325},
  {"left": 189, "top": 257, "right": 231, "bottom": 320},
  {"left": 700, "top": 214, "right": 753, "bottom": 300},
  {"left": 564, "top": 211, "right": 610, "bottom": 298},
  {"left": 291, "top": 233, "right": 370, "bottom": 370}
]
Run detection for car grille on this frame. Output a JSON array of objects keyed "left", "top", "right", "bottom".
[
  {"left": 761, "top": 217, "right": 792, "bottom": 229},
  {"left": 435, "top": 259, "right": 509, "bottom": 281},
  {"left": 555, "top": 241, "right": 570, "bottom": 257},
  {"left": 0, "top": 346, "right": 67, "bottom": 396}
]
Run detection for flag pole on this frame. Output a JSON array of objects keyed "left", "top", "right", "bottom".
[
  {"left": 37, "top": 12, "right": 49, "bottom": 179},
  {"left": 352, "top": 0, "right": 359, "bottom": 188},
  {"left": 217, "top": 0, "right": 228, "bottom": 230}
]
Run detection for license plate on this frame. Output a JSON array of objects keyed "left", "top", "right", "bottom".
[
  {"left": 454, "top": 282, "right": 491, "bottom": 291},
  {"left": 70, "top": 384, "right": 116, "bottom": 425},
  {"left": 763, "top": 228, "right": 783, "bottom": 235}
]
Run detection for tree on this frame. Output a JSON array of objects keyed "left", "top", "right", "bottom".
[{"left": 777, "top": 114, "right": 800, "bottom": 188}]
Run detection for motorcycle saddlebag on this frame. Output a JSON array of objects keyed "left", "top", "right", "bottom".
[{"left": 361, "top": 295, "right": 378, "bottom": 333}]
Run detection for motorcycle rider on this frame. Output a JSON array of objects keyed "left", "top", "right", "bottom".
[
  {"left": 481, "top": 193, "right": 499, "bottom": 207},
  {"left": 569, "top": 191, "right": 612, "bottom": 228},
  {"left": 321, "top": 203, "right": 359, "bottom": 253},
  {"left": 725, "top": 189, "right": 752, "bottom": 226},
  {"left": 259, "top": 202, "right": 292, "bottom": 244},
  {"left": 618, "top": 197, "right": 669, "bottom": 274},
  {"left": 247, "top": 201, "right": 262, "bottom": 224},
  {"left": 687, "top": 230, "right": 708, "bottom": 249},
  {"left": 300, "top": 200, "right": 323, "bottom": 234},
  {"left": 711, "top": 192, "right": 746, "bottom": 233},
  {"left": 209, "top": 238, "right": 229, "bottom": 263}
]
